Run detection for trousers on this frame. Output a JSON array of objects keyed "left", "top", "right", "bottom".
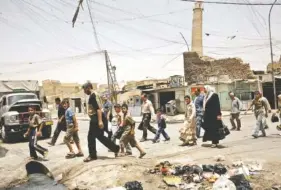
[
  {"left": 88, "top": 116, "right": 119, "bottom": 158},
  {"left": 51, "top": 122, "right": 66, "bottom": 145},
  {"left": 154, "top": 127, "right": 169, "bottom": 141},
  {"left": 112, "top": 127, "right": 132, "bottom": 153},
  {"left": 253, "top": 112, "right": 266, "bottom": 137},
  {"left": 230, "top": 113, "right": 241, "bottom": 129},
  {"left": 29, "top": 128, "right": 48, "bottom": 158},
  {"left": 195, "top": 112, "right": 203, "bottom": 138},
  {"left": 139, "top": 113, "right": 156, "bottom": 139}
]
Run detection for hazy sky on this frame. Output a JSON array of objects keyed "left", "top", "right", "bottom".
[{"left": 0, "top": 0, "right": 280, "bottom": 84}]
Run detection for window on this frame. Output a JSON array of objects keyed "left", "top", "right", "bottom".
[{"left": 8, "top": 94, "right": 37, "bottom": 105}]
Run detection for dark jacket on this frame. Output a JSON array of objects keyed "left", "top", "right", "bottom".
[{"left": 202, "top": 93, "right": 224, "bottom": 142}]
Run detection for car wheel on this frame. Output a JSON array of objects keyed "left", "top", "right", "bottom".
[
  {"left": 1, "top": 126, "right": 10, "bottom": 143},
  {"left": 42, "top": 125, "right": 52, "bottom": 138}
]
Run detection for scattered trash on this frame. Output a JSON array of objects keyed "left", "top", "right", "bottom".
[
  {"left": 213, "top": 176, "right": 236, "bottom": 190},
  {"left": 147, "top": 159, "right": 268, "bottom": 190},
  {"left": 229, "top": 174, "right": 252, "bottom": 190},
  {"left": 124, "top": 181, "right": 143, "bottom": 190},
  {"left": 163, "top": 176, "right": 182, "bottom": 186},
  {"left": 271, "top": 184, "right": 281, "bottom": 190}
]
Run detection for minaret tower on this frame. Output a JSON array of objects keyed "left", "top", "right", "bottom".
[{"left": 191, "top": 0, "right": 203, "bottom": 57}]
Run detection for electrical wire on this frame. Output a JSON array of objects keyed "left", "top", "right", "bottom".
[
  {"left": 86, "top": 0, "right": 101, "bottom": 50},
  {"left": 181, "top": 0, "right": 281, "bottom": 5}
]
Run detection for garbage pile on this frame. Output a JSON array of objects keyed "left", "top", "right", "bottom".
[{"left": 147, "top": 159, "right": 264, "bottom": 190}]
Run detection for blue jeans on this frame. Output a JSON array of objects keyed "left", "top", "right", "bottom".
[
  {"left": 196, "top": 113, "right": 203, "bottom": 138},
  {"left": 154, "top": 127, "right": 169, "bottom": 141}
]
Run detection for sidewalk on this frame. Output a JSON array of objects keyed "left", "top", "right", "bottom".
[{"left": 53, "top": 111, "right": 254, "bottom": 124}]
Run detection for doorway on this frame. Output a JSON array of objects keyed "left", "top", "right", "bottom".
[{"left": 159, "top": 91, "right": 175, "bottom": 112}]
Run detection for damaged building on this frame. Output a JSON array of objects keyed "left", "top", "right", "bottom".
[{"left": 183, "top": 52, "right": 255, "bottom": 84}]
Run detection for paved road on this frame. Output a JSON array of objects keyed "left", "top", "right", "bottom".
[{"left": 1, "top": 114, "right": 281, "bottom": 189}]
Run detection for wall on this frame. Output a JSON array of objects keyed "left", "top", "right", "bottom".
[{"left": 183, "top": 52, "right": 254, "bottom": 84}]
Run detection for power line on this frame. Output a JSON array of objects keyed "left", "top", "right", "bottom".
[
  {"left": 86, "top": 0, "right": 101, "bottom": 50},
  {"left": 181, "top": 0, "right": 281, "bottom": 5}
]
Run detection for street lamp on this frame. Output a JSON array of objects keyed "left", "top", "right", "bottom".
[{"left": 269, "top": 0, "right": 278, "bottom": 109}]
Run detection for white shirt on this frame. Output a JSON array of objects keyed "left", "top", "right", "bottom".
[{"left": 141, "top": 99, "right": 155, "bottom": 114}]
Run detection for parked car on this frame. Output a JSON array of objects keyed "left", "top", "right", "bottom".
[{"left": 0, "top": 93, "right": 53, "bottom": 142}]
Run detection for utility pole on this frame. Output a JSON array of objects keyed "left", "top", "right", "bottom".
[
  {"left": 269, "top": 0, "right": 278, "bottom": 109},
  {"left": 104, "top": 50, "right": 111, "bottom": 97}
]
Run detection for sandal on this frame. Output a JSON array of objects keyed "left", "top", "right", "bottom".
[
  {"left": 118, "top": 153, "right": 126, "bottom": 157},
  {"left": 83, "top": 156, "right": 97, "bottom": 162},
  {"left": 76, "top": 152, "right": 84, "bottom": 157},
  {"left": 125, "top": 152, "right": 132, "bottom": 156},
  {"left": 65, "top": 153, "right": 76, "bottom": 159}
]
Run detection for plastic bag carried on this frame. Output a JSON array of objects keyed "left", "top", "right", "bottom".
[
  {"left": 271, "top": 113, "right": 279, "bottom": 123},
  {"left": 213, "top": 176, "right": 236, "bottom": 190}
]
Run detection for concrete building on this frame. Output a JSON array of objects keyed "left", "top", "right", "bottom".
[{"left": 191, "top": 0, "right": 203, "bottom": 57}]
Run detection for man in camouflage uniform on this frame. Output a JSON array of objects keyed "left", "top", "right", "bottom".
[{"left": 247, "top": 91, "right": 268, "bottom": 138}]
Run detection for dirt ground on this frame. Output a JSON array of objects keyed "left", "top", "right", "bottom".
[{"left": 1, "top": 116, "right": 281, "bottom": 189}]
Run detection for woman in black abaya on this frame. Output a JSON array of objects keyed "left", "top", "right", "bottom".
[{"left": 202, "top": 85, "right": 224, "bottom": 148}]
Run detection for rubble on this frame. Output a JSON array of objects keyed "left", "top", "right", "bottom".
[{"left": 183, "top": 52, "right": 255, "bottom": 84}]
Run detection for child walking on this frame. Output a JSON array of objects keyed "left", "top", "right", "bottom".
[
  {"left": 62, "top": 99, "right": 83, "bottom": 159},
  {"left": 24, "top": 106, "right": 48, "bottom": 160},
  {"left": 118, "top": 104, "right": 146, "bottom": 158},
  {"left": 152, "top": 108, "right": 170, "bottom": 143}
]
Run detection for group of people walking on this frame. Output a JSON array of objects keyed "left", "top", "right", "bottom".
[
  {"left": 179, "top": 85, "right": 226, "bottom": 148},
  {"left": 25, "top": 82, "right": 277, "bottom": 161}
]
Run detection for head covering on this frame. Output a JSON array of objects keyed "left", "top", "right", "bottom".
[
  {"left": 203, "top": 85, "right": 215, "bottom": 111},
  {"left": 229, "top": 92, "right": 234, "bottom": 96},
  {"left": 204, "top": 85, "right": 215, "bottom": 93},
  {"left": 114, "top": 104, "right": 121, "bottom": 108}
]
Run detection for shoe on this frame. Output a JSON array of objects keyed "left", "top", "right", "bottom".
[
  {"left": 43, "top": 151, "right": 49, "bottom": 159},
  {"left": 236, "top": 128, "right": 241, "bottom": 131},
  {"left": 76, "top": 152, "right": 84, "bottom": 157},
  {"left": 83, "top": 156, "right": 97, "bottom": 162},
  {"left": 139, "top": 152, "right": 146, "bottom": 158},
  {"left": 164, "top": 138, "right": 170, "bottom": 141},
  {"left": 140, "top": 138, "right": 146, "bottom": 142},
  {"left": 230, "top": 127, "right": 236, "bottom": 131},
  {"left": 211, "top": 144, "right": 218, "bottom": 148},
  {"left": 252, "top": 134, "right": 258, "bottom": 138},
  {"left": 152, "top": 139, "right": 159, "bottom": 143},
  {"left": 47, "top": 142, "right": 54, "bottom": 146},
  {"left": 125, "top": 152, "right": 132, "bottom": 156}
]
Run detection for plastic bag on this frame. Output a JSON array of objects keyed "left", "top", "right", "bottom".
[
  {"left": 229, "top": 174, "right": 252, "bottom": 190},
  {"left": 271, "top": 113, "right": 279, "bottom": 123},
  {"left": 124, "top": 181, "right": 143, "bottom": 190},
  {"left": 213, "top": 176, "right": 236, "bottom": 190}
]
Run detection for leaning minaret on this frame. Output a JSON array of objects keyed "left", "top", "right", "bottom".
[{"left": 191, "top": 0, "right": 203, "bottom": 57}]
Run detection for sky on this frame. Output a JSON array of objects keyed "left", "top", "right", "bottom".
[{"left": 0, "top": 0, "right": 281, "bottom": 84}]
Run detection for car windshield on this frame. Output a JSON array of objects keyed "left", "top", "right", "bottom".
[{"left": 8, "top": 94, "right": 37, "bottom": 105}]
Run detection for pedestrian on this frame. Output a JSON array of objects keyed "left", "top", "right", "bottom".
[
  {"left": 118, "top": 103, "right": 146, "bottom": 158},
  {"left": 82, "top": 82, "right": 120, "bottom": 162},
  {"left": 247, "top": 91, "right": 268, "bottom": 138},
  {"left": 62, "top": 99, "right": 83, "bottom": 159},
  {"left": 138, "top": 93, "right": 157, "bottom": 142},
  {"left": 102, "top": 96, "right": 113, "bottom": 139},
  {"left": 179, "top": 95, "right": 197, "bottom": 146},
  {"left": 152, "top": 108, "right": 170, "bottom": 143},
  {"left": 276, "top": 94, "right": 281, "bottom": 131},
  {"left": 229, "top": 92, "right": 242, "bottom": 131},
  {"left": 202, "top": 85, "right": 225, "bottom": 148},
  {"left": 24, "top": 106, "right": 48, "bottom": 160},
  {"left": 48, "top": 98, "right": 67, "bottom": 146},
  {"left": 260, "top": 94, "right": 271, "bottom": 129},
  {"left": 111, "top": 103, "right": 132, "bottom": 155},
  {"left": 194, "top": 88, "right": 204, "bottom": 138}
]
